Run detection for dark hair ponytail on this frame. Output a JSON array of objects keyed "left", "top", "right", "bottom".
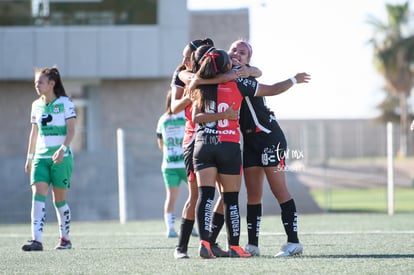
[
  {"left": 188, "top": 38, "right": 214, "bottom": 51},
  {"left": 193, "top": 49, "right": 231, "bottom": 112},
  {"left": 197, "top": 49, "right": 231, "bottom": 79},
  {"left": 36, "top": 67, "right": 67, "bottom": 97},
  {"left": 176, "top": 38, "right": 215, "bottom": 72},
  {"left": 191, "top": 45, "right": 215, "bottom": 73}
]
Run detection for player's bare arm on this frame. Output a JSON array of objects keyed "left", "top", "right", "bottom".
[{"left": 256, "top": 72, "right": 311, "bottom": 97}]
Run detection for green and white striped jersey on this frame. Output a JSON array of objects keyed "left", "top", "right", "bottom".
[
  {"left": 156, "top": 111, "right": 186, "bottom": 169},
  {"left": 31, "top": 96, "right": 76, "bottom": 158}
]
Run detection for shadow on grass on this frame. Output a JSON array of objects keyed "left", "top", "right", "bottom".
[
  {"left": 303, "top": 254, "right": 414, "bottom": 259},
  {"left": 75, "top": 246, "right": 180, "bottom": 251},
  {"left": 259, "top": 254, "right": 414, "bottom": 259}
]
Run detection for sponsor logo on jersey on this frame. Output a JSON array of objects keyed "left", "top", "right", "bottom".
[{"left": 203, "top": 128, "right": 237, "bottom": 135}]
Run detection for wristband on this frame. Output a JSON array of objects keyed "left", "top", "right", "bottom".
[
  {"left": 60, "top": 144, "right": 67, "bottom": 152},
  {"left": 27, "top": 153, "right": 34, "bottom": 160},
  {"left": 290, "top": 77, "right": 297, "bottom": 85}
]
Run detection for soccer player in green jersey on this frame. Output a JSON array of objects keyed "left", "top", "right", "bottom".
[
  {"left": 156, "top": 90, "right": 187, "bottom": 238},
  {"left": 22, "top": 67, "right": 76, "bottom": 251}
]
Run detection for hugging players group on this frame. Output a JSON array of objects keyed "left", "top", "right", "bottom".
[{"left": 165, "top": 37, "right": 310, "bottom": 259}]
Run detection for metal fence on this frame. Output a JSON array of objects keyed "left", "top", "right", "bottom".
[{"left": 1, "top": 120, "right": 413, "bottom": 224}]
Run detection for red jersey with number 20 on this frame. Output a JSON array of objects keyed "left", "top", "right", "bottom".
[{"left": 196, "top": 79, "right": 258, "bottom": 143}]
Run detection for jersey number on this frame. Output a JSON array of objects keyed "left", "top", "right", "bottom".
[{"left": 217, "top": 103, "right": 229, "bottom": 128}]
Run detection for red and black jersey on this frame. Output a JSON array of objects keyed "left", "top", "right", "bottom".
[
  {"left": 196, "top": 80, "right": 257, "bottom": 143},
  {"left": 170, "top": 68, "right": 185, "bottom": 89},
  {"left": 237, "top": 76, "right": 279, "bottom": 135},
  {"left": 170, "top": 69, "right": 196, "bottom": 148},
  {"left": 182, "top": 102, "right": 196, "bottom": 148}
]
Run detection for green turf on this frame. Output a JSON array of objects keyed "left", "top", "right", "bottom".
[
  {"left": 311, "top": 187, "right": 414, "bottom": 213},
  {"left": 1, "top": 214, "right": 413, "bottom": 274}
]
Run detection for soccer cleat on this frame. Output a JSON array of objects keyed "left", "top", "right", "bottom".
[
  {"left": 274, "top": 242, "right": 303, "bottom": 257},
  {"left": 55, "top": 238, "right": 72, "bottom": 250},
  {"left": 229, "top": 245, "right": 251, "bottom": 258},
  {"left": 174, "top": 247, "right": 189, "bottom": 259},
  {"left": 199, "top": 240, "right": 216, "bottom": 259},
  {"left": 191, "top": 228, "right": 199, "bottom": 237},
  {"left": 211, "top": 243, "right": 229, "bottom": 257},
  {"left": 167, "top": 229, "right": 178, "bottom": 238},
  {"left": 244, "top": 243, "right": 261, "bottom": 256},
  {"left": 22, "top": 240, "right": 43, "bottom": 251}
]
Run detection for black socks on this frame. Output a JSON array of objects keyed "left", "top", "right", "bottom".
[
  {"left": 280, "top": 199, "right": 299, "bottom": 243},
  {"left": 246, "top": 203, "right": 262, "bottom": 246}
]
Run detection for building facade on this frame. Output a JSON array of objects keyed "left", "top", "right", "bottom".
[{"left": 0, "top": 1, "right": 254, "bottom": 223}]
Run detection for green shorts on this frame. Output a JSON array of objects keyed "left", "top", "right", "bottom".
[
  {"left": 162, "top": 168, "right": 187, "bottom": 188},
  {"left": 31, "top": 155, "right": 73, "bottom": 188}
]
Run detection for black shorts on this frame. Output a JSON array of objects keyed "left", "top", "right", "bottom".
[
  {"left": 242, "top": 128, "right": 287, "bottom": 168},
  {"left": 193, "top": 140, "right": 242, "bottom": 175}
]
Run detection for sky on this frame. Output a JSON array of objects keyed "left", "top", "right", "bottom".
[{"left": 188, "top": 0, "right": 413, "bottom": 119}]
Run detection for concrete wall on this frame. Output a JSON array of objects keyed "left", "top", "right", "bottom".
[
  {"left": 0, "top": 0, "right": 188, "bottom": 80},
  {"left": 189, "top": 9, "right": 250, "bottom": 50}
]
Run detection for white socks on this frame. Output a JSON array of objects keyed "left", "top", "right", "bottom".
[
  {"left": 31, "top": 199, "right": 46, "bottom": 242},
  {"left": 165, "top": 213, "right": 175, "bottom": 231},
  {"left": 54, "top": 202, "right": 71, "bottom": 240}
]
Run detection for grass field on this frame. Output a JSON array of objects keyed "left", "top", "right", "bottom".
[
  {"left": 311, "top": 187, "right": 414, "bottom": 213},
  {"left": 1, "top": 213, "right": 413, "bottom": 274}
]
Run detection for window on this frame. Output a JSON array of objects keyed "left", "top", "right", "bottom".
[{"left": 0, "top": 0, "right": 157, "bottom": 26}]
